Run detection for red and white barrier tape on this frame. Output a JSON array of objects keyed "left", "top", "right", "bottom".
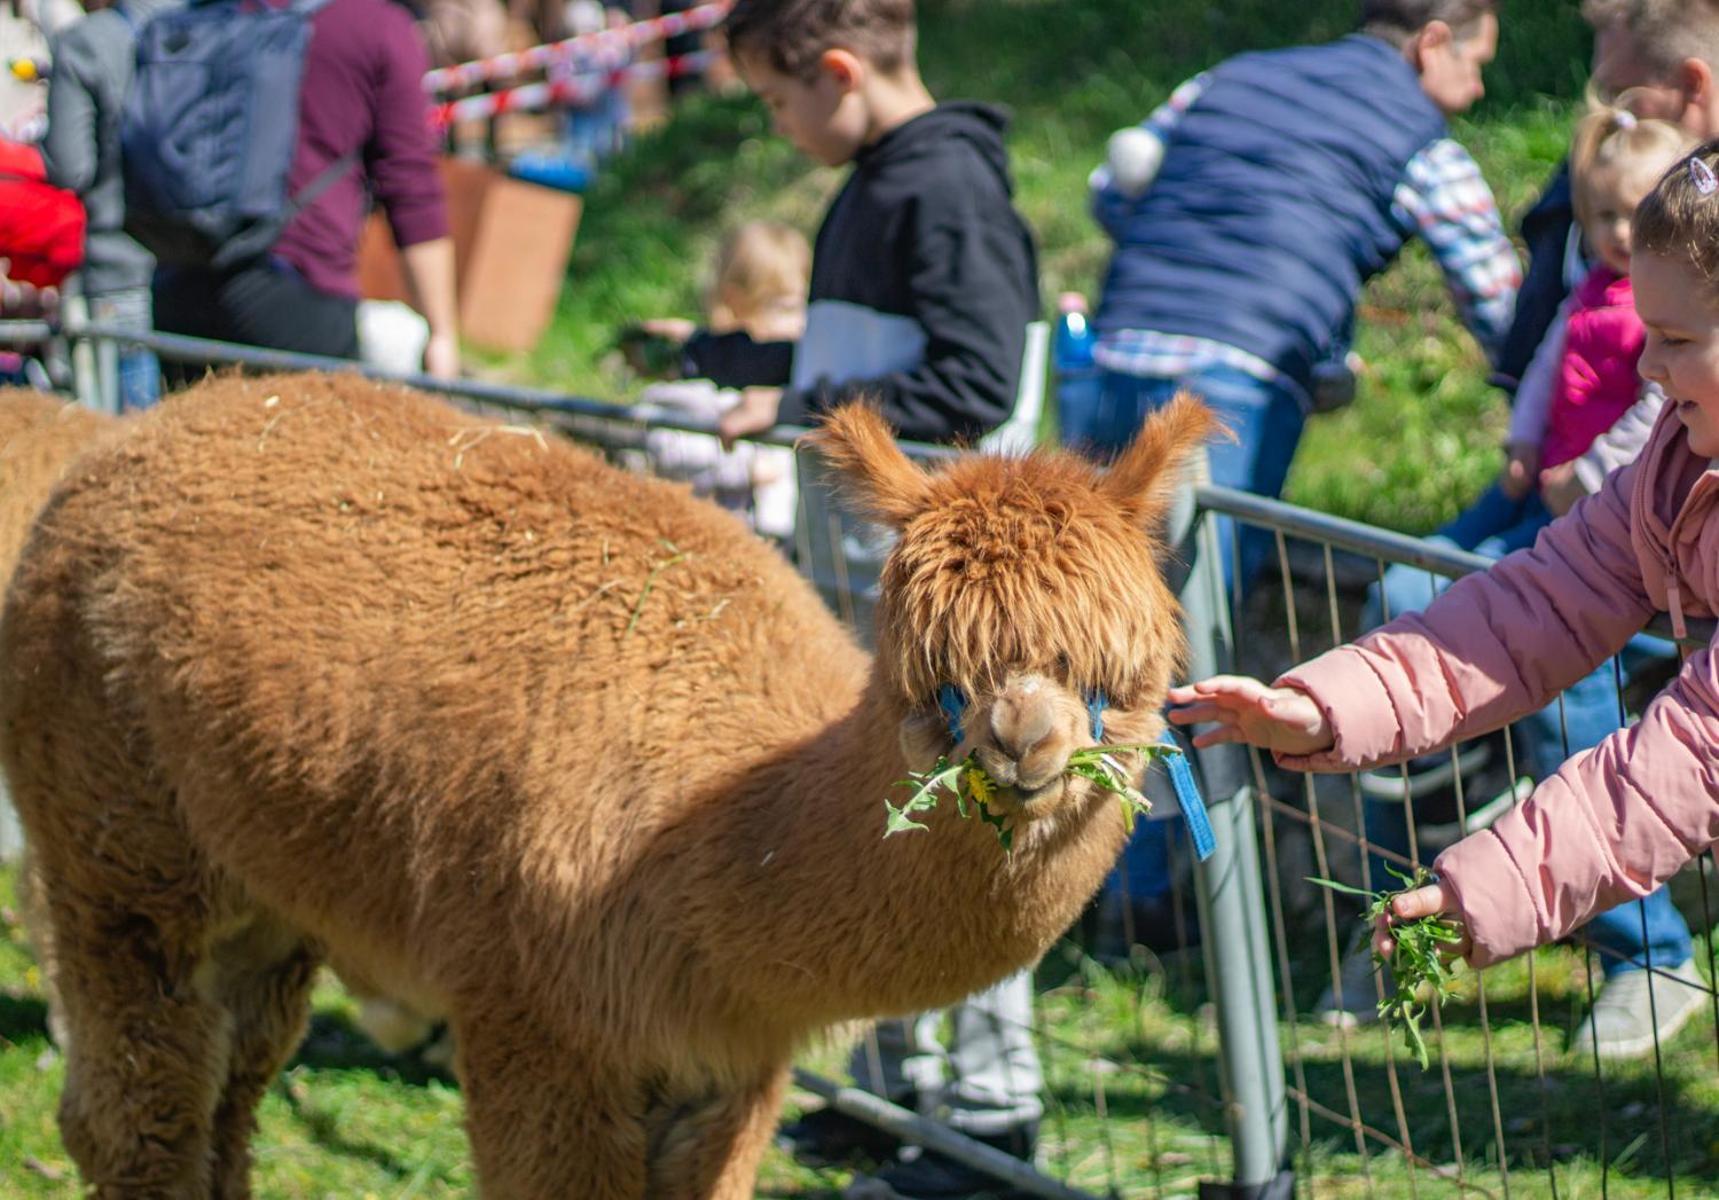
[
  {"left": 423, "top": 0, "right": 729, "bottom": 97},
  {"left": 430, "top": 49, "right": 717, "bottom": 128}
]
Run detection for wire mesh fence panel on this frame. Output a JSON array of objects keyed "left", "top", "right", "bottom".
[{"left": 1211, "top": 493, "right": 1719, "bottom": 1200}]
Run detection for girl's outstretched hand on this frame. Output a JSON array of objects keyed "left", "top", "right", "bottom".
[
  {"left": 1166, "top": 676, "right": 1334, "bottom": 755},
  {"left": 1374, "top": 881, "right": 1472, "bottom": 963}
]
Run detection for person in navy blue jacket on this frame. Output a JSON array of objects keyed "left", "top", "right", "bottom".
[
  {"left": 1081, "top": 0, "right": 1519, "bottom": 589},
  {"left": 1074, "top": 0, "right": 1519, "bottom": 1046}
]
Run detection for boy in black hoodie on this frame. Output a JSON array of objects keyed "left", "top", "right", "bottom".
[
  {"left": 684, "top": 4, "right": 1043, "bottom": 1196},
  {"left": 647, "top": 0, "right": 1040, "bottom": 638},
  {"left": 699, "top": 0, "right": 1040, "bottom": 449}
]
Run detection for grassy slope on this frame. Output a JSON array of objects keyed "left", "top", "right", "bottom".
[{"left": 516, "top": 0, "right": 1588, "bottom": 534}]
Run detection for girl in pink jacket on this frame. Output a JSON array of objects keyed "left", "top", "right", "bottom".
[
  {"left": 1336, "top": 107, "right": 1701, "bottom": 1057},
  {"left": 1169, "top": 142, "right": 1719, "bottom": 983}
]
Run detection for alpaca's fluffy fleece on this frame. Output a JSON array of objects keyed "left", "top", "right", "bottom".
[
  {"left": 2, "top": 372, "right": 1211, "bottom": 1198},
  {"left": 0, "top": 392, "right": 119, "bottom": 582}
]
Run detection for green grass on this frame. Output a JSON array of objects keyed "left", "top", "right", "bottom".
[
  {"left": 503, "top": 0, "right": 1592, "bottom": 534},
  {"left": 5, "top": 859, "right": 1719, "bottom": 1198}
]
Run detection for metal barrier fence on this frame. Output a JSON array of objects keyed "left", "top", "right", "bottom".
[
  {"left": 10, "top": 323, "right": 1719, "bottom": 1198},
  {"left": 1203, "top": 493, "right": 1719, "bottom": 1200}
]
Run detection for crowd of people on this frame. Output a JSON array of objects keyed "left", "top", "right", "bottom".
[
  {"left": 6, "top": 0, "right": 1719, "bottom": 1194},
  {"left": 0, "top": 0, "right": 695, "bottom": 397}
]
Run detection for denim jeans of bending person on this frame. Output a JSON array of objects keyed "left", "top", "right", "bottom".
[
  {"left": 1060, "top": 364, "right": 1299, "bottom": 921},
  {"left": 1363, "top": 490, "right": 1691, "bottom": 979},
  {"left": 1062, "top": 365, "right": 1304, "bottom": 593}
]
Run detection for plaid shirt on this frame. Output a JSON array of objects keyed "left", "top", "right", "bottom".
[{"left": 1090, "top": 74, "right": 1521, "bottom": 404}]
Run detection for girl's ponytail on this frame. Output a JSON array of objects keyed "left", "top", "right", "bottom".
[{"left": 1569, "top": 91, "right": 1696, "bottom": 234}]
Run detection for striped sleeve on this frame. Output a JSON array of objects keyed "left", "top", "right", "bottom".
[{"left": 1392, "top": 138, "right": 1521, "bottom": 361}]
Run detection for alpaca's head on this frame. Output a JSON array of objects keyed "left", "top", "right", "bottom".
[{"left": 807, "top": 394, "right": 1221, "bottom": 826}]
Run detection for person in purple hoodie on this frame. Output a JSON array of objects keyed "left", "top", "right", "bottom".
[{"left": 154, "top": 0, "right": 459, "bottom": 379}]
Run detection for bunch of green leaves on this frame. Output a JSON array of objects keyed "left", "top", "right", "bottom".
[
  {"left": 884, "top": 743, "right": 1180, "bottom": 852},
  {"left": 1310, "top": 867, "right": 1467, "bottom": 1069}
]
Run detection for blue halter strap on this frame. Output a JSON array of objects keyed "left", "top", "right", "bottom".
[
  {"left": 1086, "top": 688, "right": 1216, "bottom": 863},
  {"left": 937, "top": 683, "right": 968, "bottom": 746}
]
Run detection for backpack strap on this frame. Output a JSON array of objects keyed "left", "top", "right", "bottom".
[
  {"left": 282, "top": 150, "right": 360, "bottom": 221},
  {"left": 185, "top": 0, "right": 338, "bottom": 14}
]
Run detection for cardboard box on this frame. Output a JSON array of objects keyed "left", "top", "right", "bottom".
[{"left": 358, "top": 157, "right": 581, "bottom": 354}]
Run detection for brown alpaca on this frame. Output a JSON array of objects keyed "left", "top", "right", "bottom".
[
  {"left": 1, "top": 371, "right": 1215, "bottom": 1199},
  {"left": 0, "top": 392, "right": 122, "bottom": 1050},
  {"left": 0, "top": 391, "right": 119, "bottom": 576}
]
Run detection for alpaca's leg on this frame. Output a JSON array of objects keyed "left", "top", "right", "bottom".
[
  {"left": 207, "top": 914, "right": 321, "bottom": 1199},
  {"left": 454, "top": 1011, "right": 648, "bottom": 1199},
  {"left": 644, "top": 1066, "right": 789, "bottom": 1200},
  {"left": 15, "top": 847, "right": 72, "bottom": 1051},
  {"left": 47, "top": 886, "right": 226, "bottom": 1199}
]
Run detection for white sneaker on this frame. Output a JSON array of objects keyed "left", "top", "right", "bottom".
[
  {"left": 1357, "top": 741, "right": 1492, "bottom": 802},
  {"left": 1314, "top": 941, "right": 1388, "bottom": 1029},
  {"left": 1569, "top": 958, "right": 1709, "bottom": 1062},
  {"left": 1415, "top": 776, "right": 1532, "bottom": 853}
]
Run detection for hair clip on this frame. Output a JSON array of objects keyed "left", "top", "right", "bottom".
[{"left": 1692, "top": 157, "right": 1719, "bottom": 196}]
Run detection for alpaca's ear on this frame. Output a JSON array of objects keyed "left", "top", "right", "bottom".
[
  {"left": 803, "top": 402, "right": 933, "bottom": 529},
  {"left": 1098, "top": 391, "right": 1227, "bottom": 528}
]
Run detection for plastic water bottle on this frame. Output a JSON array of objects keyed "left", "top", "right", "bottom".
[{"left": 1054, "top": 292, "right": 1102, "bottom": 447}]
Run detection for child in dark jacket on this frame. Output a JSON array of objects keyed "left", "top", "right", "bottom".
[
  {"left": 689, "top": 4, "right": 1037, "bottom": 449},
  {"left": 649, "top": 3, "right": 1042, "bottom": 1196}
]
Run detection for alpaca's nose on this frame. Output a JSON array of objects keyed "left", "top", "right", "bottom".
[{"left": 976, "top": 679, "right": 1061, "bottom": 789}]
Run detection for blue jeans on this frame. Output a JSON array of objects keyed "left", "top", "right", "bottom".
[
  {"left": 1066, "top": 366, "right": 1304, "bottom": 592},
  {"left": 1364, "top": 485, "right": 1690, "bottom": 977},
  {"left": 1065, "top": 365, "right": 1300, "bottom": 907}
]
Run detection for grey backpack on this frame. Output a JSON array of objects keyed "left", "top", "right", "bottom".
[{"left": 120, "top": 0, "right": 356, "bottom": 270}]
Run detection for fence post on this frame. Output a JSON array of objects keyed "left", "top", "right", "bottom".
[
  {"left": 60, "top": 285, "right": 105, "bottom": 412},
  {"left": 1173, "top": 466, "right": 1293, "bottom": 1200}
]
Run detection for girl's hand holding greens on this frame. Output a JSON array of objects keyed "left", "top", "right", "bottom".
[
  {"left": 1312, "top": 868, "right": 1471, "bottom": 1069},
  {"left": 1375, "top": 878, "right": 1470, "bottom": 962}
]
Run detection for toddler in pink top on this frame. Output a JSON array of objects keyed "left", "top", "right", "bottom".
[
  {"left": 1505, "top": 105, "right": 1694, "bottom": 490},
  {"left": 1538, "top": 264, "right": 1643, "bottom": 466}
]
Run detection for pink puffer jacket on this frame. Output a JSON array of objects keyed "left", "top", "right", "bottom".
[
  {"left": 1541, "top": 266, "right": 1646, "bottom": 469},
  {"left": 1275, "top": 401, "right": 1719, "bottom": 967}
]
